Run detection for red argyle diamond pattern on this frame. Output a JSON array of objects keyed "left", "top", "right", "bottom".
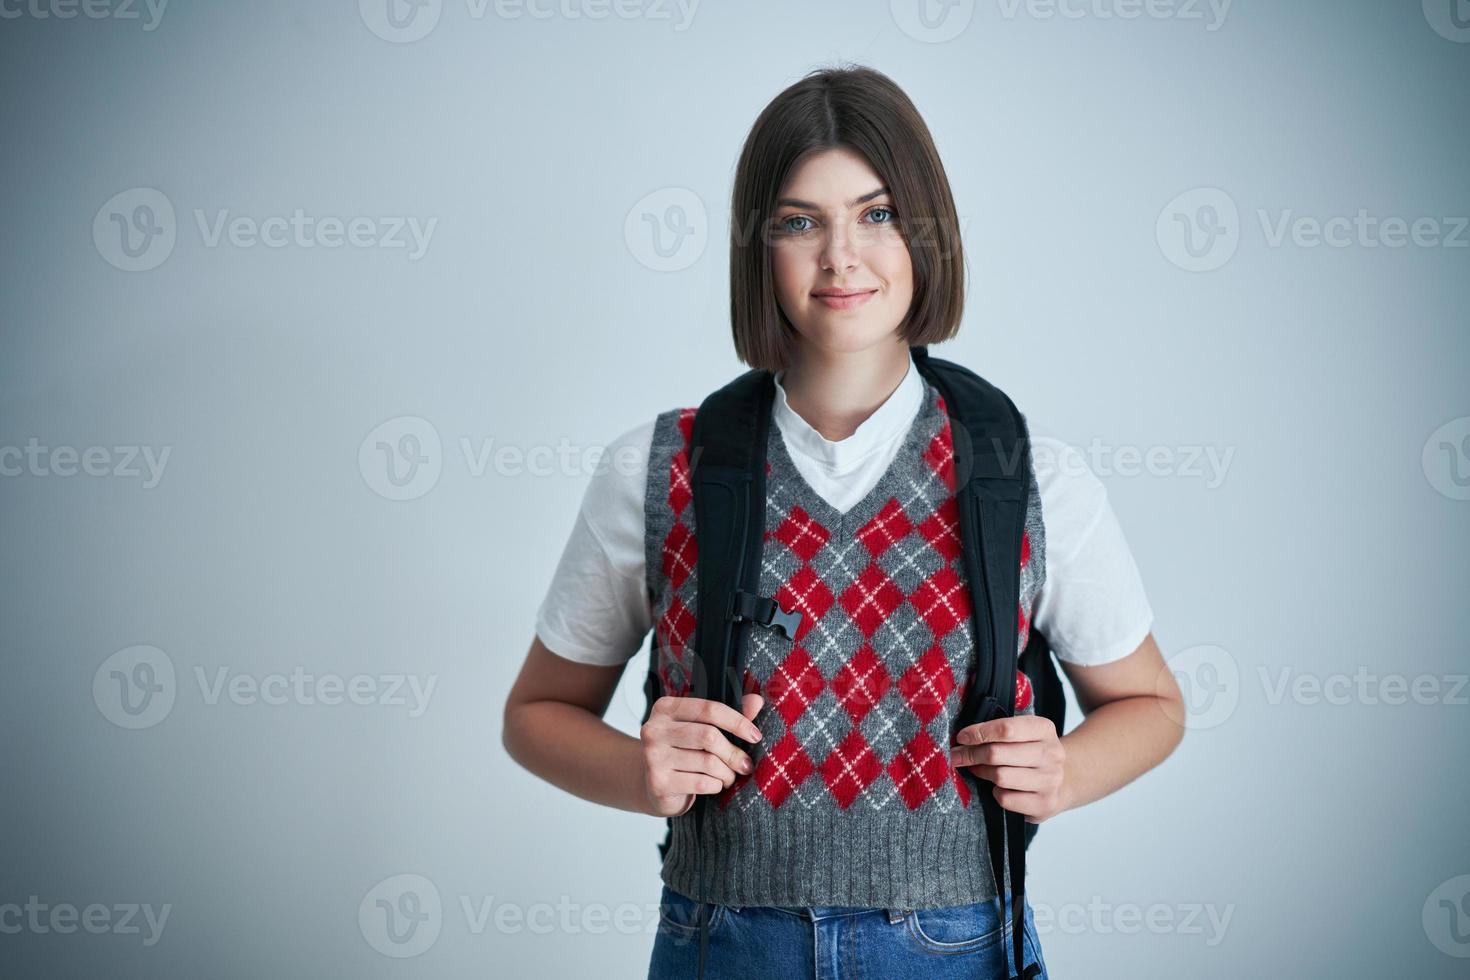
[{"left": 649, "top": 389, "right": 1044, "bottom": 817}]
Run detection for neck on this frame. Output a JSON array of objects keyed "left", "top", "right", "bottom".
[{"left": 779, "top": 340, "right": 912, "bottom": 442}]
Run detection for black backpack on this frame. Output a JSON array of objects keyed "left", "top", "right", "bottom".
[{"left": 639, "top": 344, "right": 1060, "bottom": 980}]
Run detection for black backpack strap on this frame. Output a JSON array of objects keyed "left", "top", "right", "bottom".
[
  {"left": 911, "top": 345, "right": 1031, "bottom": 722},
  {"left": 688, "top": 367, "right": 789, "bottom": 980},
  {"left": 640, "top": 368, "right": 792, "bottom": 890},
  {"left": 688, "top": 367, "right": 783, "bottom": 711},
  {"left": 638, "top": 367, "right": 783, "bottom": 715},
  {"left": 640, "top": 628, "right": 661, "bottom": 726},
  {"left": 911, "top": 344, "right": 1041, "bottom": 980}
]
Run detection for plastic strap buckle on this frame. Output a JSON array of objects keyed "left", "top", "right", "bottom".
[{"left": 727, "top": 590, "right": 802, "bottom": 639}]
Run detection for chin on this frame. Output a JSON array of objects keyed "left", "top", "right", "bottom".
[{"left": 798, "top": 316, "right": 895, "bottom": 353}]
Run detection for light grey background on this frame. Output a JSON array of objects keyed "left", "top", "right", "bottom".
[{"left": 1, "top": 1, "right": 1467, "bottom": 977}]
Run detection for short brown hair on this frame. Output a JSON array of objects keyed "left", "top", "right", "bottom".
[{"left": 729, "top": 64, "right": 966, "bottom": 373}]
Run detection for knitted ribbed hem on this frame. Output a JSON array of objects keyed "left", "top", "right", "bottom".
[{"left": 660, "top": 798, "right": 1015, "bottom": 909}]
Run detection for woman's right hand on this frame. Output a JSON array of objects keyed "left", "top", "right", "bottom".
[{"left": 639, "top": 693, "right": 765, "bottom": 818}]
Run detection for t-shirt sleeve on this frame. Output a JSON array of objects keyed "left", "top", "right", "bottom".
[
  {"left": 532, "top": 419, "right": 655, "bottom": 667},
  {"left": 1029, "top": 436, "right": 1155, "bottom": 667}
]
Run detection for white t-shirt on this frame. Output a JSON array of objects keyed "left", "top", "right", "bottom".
[{"left": 535, "top": 352, "right": 1154, "bottom": 669}]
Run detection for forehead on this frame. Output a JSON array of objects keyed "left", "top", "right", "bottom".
[{"left": 778, "top": 147, "right": 887, "bottom": 208}]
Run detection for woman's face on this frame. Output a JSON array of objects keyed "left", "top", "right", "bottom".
[{"left": 768, "top": 146, "right": 914, "bottom": 359}]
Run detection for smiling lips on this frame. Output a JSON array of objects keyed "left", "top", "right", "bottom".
[{"left": 812, "top": 287, "right": 878, "bottom": 310}]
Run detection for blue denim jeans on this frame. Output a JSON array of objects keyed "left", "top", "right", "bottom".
[{"left": 647, "top": 882, "right": 1049, "bottom": 979}]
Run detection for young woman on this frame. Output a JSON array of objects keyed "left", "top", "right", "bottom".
[{"left": 503, "top": 64, "right": 1185, "bottom": 980}]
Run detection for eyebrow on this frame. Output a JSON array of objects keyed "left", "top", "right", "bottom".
[{"left": 775, "top": 186, "right": 891, "bottom": 211}]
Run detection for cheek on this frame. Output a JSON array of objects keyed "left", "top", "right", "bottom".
[
  {"left": 770, "top": 247, "right": 808, "bottom": 305},
  {"left": 875, "top": 243, "right": 914, "bottom": 295}
]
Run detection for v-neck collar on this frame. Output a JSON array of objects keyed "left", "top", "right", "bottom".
[
  {"left": 771, "top": 350, "right": 924, "bottom": 477},
  {"left": 766, "top": 378, "right": 943, "bottom": 528}
]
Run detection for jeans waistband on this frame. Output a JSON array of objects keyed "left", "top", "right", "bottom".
[{"left": 758, "top": 905, "right": 911, "bottom": 923}]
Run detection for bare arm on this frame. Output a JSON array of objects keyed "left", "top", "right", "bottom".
[
  {"left": 1055, "top": 632, "right": 1186, "bottom": 813},
  {"left": 501, "top": 635, "right": 658, "bottom": 816},
  {"left": 501, "top": 635, "right": 764, "bottom": 818}
]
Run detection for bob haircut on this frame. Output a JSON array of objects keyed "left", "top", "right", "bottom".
[{"left": 729, "top": 63, "right": 966, "bottom": 373}]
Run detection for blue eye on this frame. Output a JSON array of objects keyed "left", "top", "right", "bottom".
[{"left": 774, "top": 206, "right": 897, "bottom": 236}]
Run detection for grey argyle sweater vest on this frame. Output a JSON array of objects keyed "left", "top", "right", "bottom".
[{"left": 643, "top": 377, "right": 1046, "bottom": 908}]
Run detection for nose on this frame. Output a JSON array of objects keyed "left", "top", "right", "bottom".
[{"left": 820, "top": 226, "right": 859, "bottom": 274}]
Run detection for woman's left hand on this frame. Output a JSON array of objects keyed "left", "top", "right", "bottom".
[{"left": 950, "top": 715, "right": 1069, "bottom": 824}]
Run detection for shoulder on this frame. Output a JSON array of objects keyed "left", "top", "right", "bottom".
[
  {"left": 649, "top": 405, "right": 697, "bottom": 455},
  {"left": 589, "top": 404, "right": 696, "bottom": 478},
  {"left": 1030, "top": 434, "right": 1101, "bottom": 491},
  {"left": 575, "top": 416, "right": 656, "bottom": 563},
  {"left": 580, "top": 408, "right": 694, "bottom": 556},
  {"left": 640, "top": 405, "right": 700, "bottom": 497},
  {"left": 1025, "top": 430, "right": 1155, "bottom": 665},
  {"left": 1028, "top": 434, "right": 1110, "bottom": 563}
]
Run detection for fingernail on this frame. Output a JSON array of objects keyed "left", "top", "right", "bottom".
[
  {"left": 747, "top": 728, "right": 762, "bottom": 741},
  {"left": 739, "top": 757, "right": 753, "bottom": 774}
]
